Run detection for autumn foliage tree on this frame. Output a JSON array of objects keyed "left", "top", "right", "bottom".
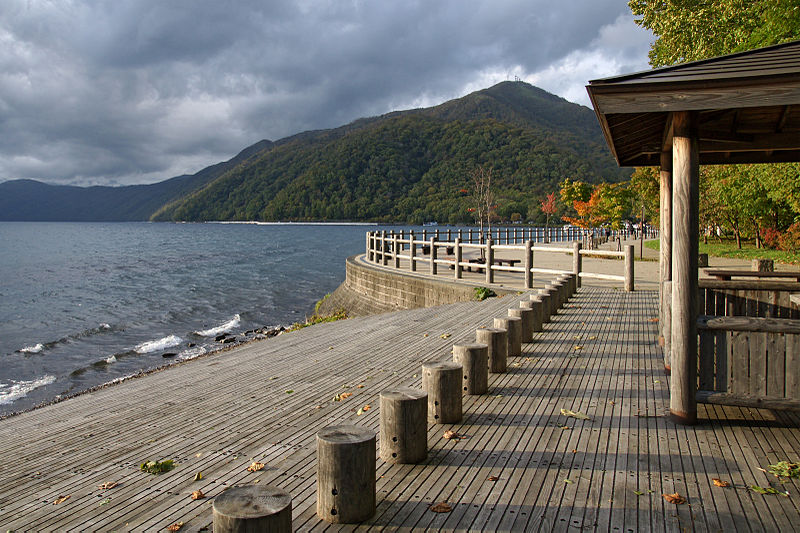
[{"left": 540, "top": 192, "right": 558, "bottom": 242}]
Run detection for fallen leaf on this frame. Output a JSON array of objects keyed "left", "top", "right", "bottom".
[
  {"left": 357, "top": 384, "right": 365, "bottom": 389},
  {"left": 195, "top": 452, "right": 203, "bottom": 458},
  {"left": 663, "top": 493, "right": 686, "bottom": 504},
  {"left": 356, "top": 408, "right": 363, "bottom": 416},
  {"left": 253, "top": 479, "right": 260, "bottom": 484},
  {"left": 423, "top": 333, "right": 429, "bottom": 337},
  {"left": 285, "top": 390, "right": 294, "bottom": 394},
  {"left": 98, "top": 482, "right": 118, "bottom": 490},
  {"left": 648, "top": 318, "right": 659, "bottom": 323},
  {"left": 573, "top": 345, "right": 583, "bottom": 351},
  {"left": 191, "top": 490, "right": 205, "bottom": 500},
  {"left": 440, "top": 333, "right": 451, "bottom": 339},
  {"left": 487, "top": 476, "right": 499, "bottom": 481},
  {"left": 167, "top": 522, "right": 184, "bottom": 532},
  {"left": 750, "top": 485, "right": 787, "bottom": 496},
  {"left": 654, "top": 380, "right": 661, "bottom": 384},
  {"left": 340, "top": 392, "right": 352, "bottom": 399},
  {"left": 712, "top": 478, "right": 729, "bottom": 487},
  {"left": 767, "top": 461, "right": 800, "bottom": 479},
  {"left": 429, "top": 502, "right": 452, "bottom": 513},
  {"left": 269, "top": 376, "right": 278, "bottom": 380},
  {"left": 443, "top": 430, "right": 461, "bottom": 440},
  {"left": 588, "top": 336, "right": 597, "bottom": 340},
  {"left": 247, "top": 462, "right": 265, "bottom": 472},
  {"left": 193, "top": 472, "right": 203, "bottom": 482},
  {"left": 563, "top": 479, "right": 573, "bottom": 484},
  {"left": 560, "top": 408, "right": 591, "bottom": 420},
  {"left": 609, "top": 401, "right": 615, "bottom": 405},
  {"left": 53, "top": 495, "right": 70, "bottom": 505},
  {"left": 140, "top": 459, "right": 174, "bottom": 475},
  {"left": 633, "top": 490, "right": 645, "bottom": 496},
  {"left": 100, "top": 498, "right": 111, "bottom": 505},
  {"left": 362, "top": 404, "right": 371, "bottom": 411}
]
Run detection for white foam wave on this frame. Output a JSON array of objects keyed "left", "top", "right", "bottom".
[
  {"left": 134, "top": 334, "right": 182, "bottom": 354},
  {"left": 105, "top": 355, "right": 117, "bottom": 364},
  {"left": 0, "top": 375, "right": 56, "bottom": 405},
  {"left": 178, "top": 346, "right": 207, "bottom": 361},
  {"left": 100, "top": 323, "right": 111, "bottom": 330},
  {"left": 19, "top": 343, "right": 44, "bottom": 354},
  {"left": 194, "top": 314, "right": 241, "bottom": 337}
]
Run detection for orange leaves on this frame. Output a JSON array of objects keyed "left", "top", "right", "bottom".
[
  {"left": 191, "top": 490, "right": 205, "bottom": 500},
  {"left": 663, "top": 493, "right": 686, "bottom": 504},
  {"left": 247, "top": 462, "right": 265, "bottom": 472},
  {"left": 98, "top": 481, "right": 118, "bottom": 490},
  {"left": 443, "top": 430, "right": 462, "bottom": 440},
  {"left": 167, "top": 522, "right": 184, "bottom": 531},
  {"left": 487, "top": 476, "right": 499, "bottom": 482},
  {"left": 53, "top": 495, "right": 70, "bottom": 505},
  {"left": 429, "top": 502, "right": 452, "bottom": 513},
  {"left": 712, "top": 478, "right": 730, "bottom": 487},
  {"left": 334, "top": 392, "right": 353, "bottom": 401}
]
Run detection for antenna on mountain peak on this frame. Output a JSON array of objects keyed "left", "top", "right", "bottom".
[{"left": 514, "top": 75, "right": 521, "bottom": 82}]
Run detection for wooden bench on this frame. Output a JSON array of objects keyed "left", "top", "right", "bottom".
[{"left": 705, "top": 269, "right": 800, "bottom": 282}]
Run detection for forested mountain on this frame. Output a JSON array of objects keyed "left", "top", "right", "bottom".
[
  {"left": 154, "top": 82, "right": 629, "bottom": 223},
  {"left": 0, "top": 140, "right": 272, "bottom": 221},
  {"left": 1, "top": 82, "right": 629, "bottom": 223}
]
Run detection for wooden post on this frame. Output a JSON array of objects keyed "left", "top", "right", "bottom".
[
  {"left": 429, "top": 237, "right": 437, "bottom": 275},
  {"left": 752, "top": 259, "right": 774, "bottom": 272},
  {"left": 524, "top": 240, "right": 533, "bottom": 289},
  {"left": 316, "top": 425, "right": 376, "bottom": 523},
  {"left": 670, "top": 110, "right": 699, "bottom": 425},
  {"left": 393, "top": 234, "right": 400, "bottom": 268},
  {"left": 379, "top": 387, "right": 427, "bottom": 464},
  {"left": 624, "top": 244, "right": 634, "bottom": 292},
  {"left": 213, "top": 485, "right": 292, "bottom": 533},
  {"left": 509, "top": 307, "right": 533, "bottom": 343},
  {"left": 660, "top": 149, "right": 673, "bottom": 372},
  {"left": 468, "top": 228, "right": 473, "bottom": 243},
  {"left": 409, "top": 231, "right": 416, "bottom": 272},
  {"left": 447, "top": 228, "right": 452, "bottom": 241},
  {"left": 486, "top": 236, "right": 494, "bottom": 284},
  {"left": 537, "top": 290, "right": 552, "bottom": 324},
  {"left": 422, "top": 362, "right": 462, "bottom": 424},
  {"left": 366, "top": 232, "right": 372, "bottom": 262},
  {"left": 454, "top": 238, "right": 462, "bottom": 279},
  {"left": 494, "top": 316, "right": 522, "bottom": 357},
  {"left": 522, "top": 297, "right": 543, "bottom": 332},
  {"left": 476, "top": 327, "right": 507, "bottom": 373},
  {"left": 573, "top": 242, "right": 582, "bottom": 288},
  {"left": 544, "top": 284, "right": 559, "bottom": 315},
  {"left": 453, "top": 343, "right": 489, "bottom": 394}
]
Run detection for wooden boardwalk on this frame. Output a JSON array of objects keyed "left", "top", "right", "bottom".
[{"left": 1, "top": 287, "right": 799, "bottom": 532}]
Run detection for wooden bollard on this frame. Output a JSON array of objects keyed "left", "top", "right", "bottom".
[
  {"left": 476, "top": 327, "right": 507, "bottom": 373},
  {"left": 453, "top": 343, "right": 488, "bottom": 394},
  {"left": 213, "top": 485, "right": 292, "bottom": 533},
  {"left": 544, "top": 284, "right": 559, "bottom": 315},
  {"left": 521, "top": 298, "right": 543, "bottom": 333},
  {"left": 508, "top": 307, "right": 532, "bottom": 343},
  {"left": 553, "top": 279, "right": 567, "bottom": 307},
  {"left": 422, "top": 362, "right": 462, "bottom": 423},
  {"left": 494, "top": 316, "right": 522, "bottom": 356},
  {"left": 379, "top": 387, "right": 427, "bottom": 464},
  {"left": 536, "top": 290, "right": 552, "bottom": 323},
  {"left": 317, "top": 425, "right": 376, "bottom": 523}
]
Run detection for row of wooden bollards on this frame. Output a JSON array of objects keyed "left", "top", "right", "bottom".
[{"left": 210, "top": 273, "right": 577, "bottom": 531}]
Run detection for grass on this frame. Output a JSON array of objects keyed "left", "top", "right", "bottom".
[
  {"left": 287, "top": 309, "right": 348, "bottom": 332},
  {"left": 645, "top": 238, "right": 800, "bottom": 265}
]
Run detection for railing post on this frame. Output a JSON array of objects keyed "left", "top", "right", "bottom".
[
  {"left": 393, "top": 234, "right": 400, "bottom": 268},
  {"left": 429, "top": 237, "right": 437, "bottom": 275},
  {"left": 524, "top": 240, "right": 532, "bottom": 289},
  {"left": 625, "top": 244, "right": 634, "bottom": 291},
  {"left": 454, "top": 238, "right": 462, "bottom": 279},
  {"left": 409, "top": 231, "right": 416, "bottom": 272},
  {"left": 366, "top": 232, "right": 372, "bottom": 261},
  {"left": 486, "top": 236, "right": 494, "bottom": 284},
  {"left": 381, "top": 230, "right": 388, "bottom": 266},
  {"left": 573, "top": 242, "right": 582, "bottom": 288},
  {"left": 447, "top": 228, "right": 452, "bottom": 241}
]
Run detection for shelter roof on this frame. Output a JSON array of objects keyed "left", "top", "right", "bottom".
[{"left": 586, "top": 40, "right": 800, "bottom": 166}]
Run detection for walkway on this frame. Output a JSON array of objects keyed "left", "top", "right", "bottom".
[{"left": 1, "top": 287, "right": 799, "bottom": 531}]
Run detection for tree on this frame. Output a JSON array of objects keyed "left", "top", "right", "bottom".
[
  {"left": 540, "top": 192, "right": 558, "bottom": 242},
  {"left": 468, "top": 165, "right": 496, "bottom": 241}
]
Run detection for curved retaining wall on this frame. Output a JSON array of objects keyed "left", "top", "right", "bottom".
[{"left": 317, "top": 255, "right": 516, "bottom": 316}]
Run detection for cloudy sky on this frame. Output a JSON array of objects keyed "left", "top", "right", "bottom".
[{"left": 0, "top": 0, "right": 653, "bottom": 187}]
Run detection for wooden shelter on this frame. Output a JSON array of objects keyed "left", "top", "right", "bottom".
[{"left": 587, "top": 40, "right": 800, "bottom": 425}]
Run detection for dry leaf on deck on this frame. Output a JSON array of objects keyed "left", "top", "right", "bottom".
[
  {"left": 573, "top": 345, "right": 583, "bottom": 351},
  {"left": 362, "top": 404, "right": 371, "bottom": 411},
  {"left": 98, "top": 482, "right": 118, "bottom": 490},
  {"left": 167, "top": 522, "right": 184, "bottom": 532},
  {"left": 662, "top": 493, "right": 686, "bottom": 504},
  {"left": 247, "top": 462, "right": 265, "bottom": 472},
  {"left": 429, "top": 502, "right": 452, "bottom": 513},
  {"left": 357, "top": 384, "right": 365, "bottom": 389},
  {"left": 443, "top": 430, "right": 461, "bottom": 440},
  {"left": 191, "top": 490, "right": 205, "bottom": 500},
  {"left": 560, "top": 408, "right": 591, "bottom": 420},
  {"left": 440, "top": 333, "right": 451, "bottom": 339},
  {"left": 487, "top": 476, "right": 499, "bottom": 482},
  {"left": 193, "top": 472, "right": 203, "bottom": 482},
  {"left": 648, "top": 318, "right": 659, "bottom": 323},
  {"left": 53, "top": 495, "right": 70, "bottom": 505},
  {"left": 356, "top": 408, "right": 363, "bottom": 416},
  {"left": 712, "top": 478, "right": 730, "bottom": 487},
  {"left": 340, "top": 392, "right": 352, "bottom": 400}
]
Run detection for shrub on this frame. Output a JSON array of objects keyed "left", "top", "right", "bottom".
[
  {"left": 474, "top": 287, "right": 496, "bottom": 300},
  {"left": 779, "top": 222, "right": 800, "bottom": 253},
  {"left": 761, "top": 227, "right": 782, "bottom": 249}
]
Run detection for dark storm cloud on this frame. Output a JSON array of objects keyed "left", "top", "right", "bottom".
[{"left": 0, "top": 1, "right": 652, "bottom": 186}]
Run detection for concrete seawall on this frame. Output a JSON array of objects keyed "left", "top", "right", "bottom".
[{"left": 317, "top": 254, "right": 516, "bottom": 316}]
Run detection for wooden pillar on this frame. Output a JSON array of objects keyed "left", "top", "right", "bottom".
[
  {"left": 524, "top": 240, "right": 533, "bottom": 289},
  {"left": 476, "top": 327, "right": 507, "bottom": 373},
  {"left": 393, "top": 234, "right": 400, "bottom": 268},
  {"left": 521, "top": 297, "right": 543, "bottom": 332},
  {"left": 381, "top": 231, "right": 388, "bottom": 266},
  {"left": 409, "top": 231, "right": 416, "bottom": 272},
  {"left": 453, "top": 343, "right": 489, "bottom": 394},
  {"left": 454, "top": 238, "right": 462, "bottom": 279},
  {"left": 379, "top": 387, "right": 427, "bottom": 464},
  {"left": 624, "top": 244, "right": 634, "bottom": 292},
  {"left": 485, "top": 236, "right": 494, "bottom": 284},
  {"left": 494, "top": 316, "right": 522, "bottom": 357},
  {"left": 670, "top": 110, "right": 699, "bottom": 425},
  {"left": 537, "top": 290, "right": 552, "bottom": 324},
  {"left": 213, "top": 485, "right": 292, "bottom": 533},
  {"left": 573, "top": 242, "right": 582, "bottom": 288},
  {"left": 429, "top": 237, "right": 437, "bottom": 275},
  {"left": 660, "top": 150, "right": 673, "bottom": 372},
  {"left": 316, "top": 425, "right": 376, "bottom": 523},
  {"left": 508, "top": 307, "right": 533, "bottom": 343},
  {"left": 422, "top": 362, "right": 462, "bottom": 423}
]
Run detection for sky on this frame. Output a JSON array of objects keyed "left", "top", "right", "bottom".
[{"left": 0, "top": 0, "right": 654, "bottom": 187}]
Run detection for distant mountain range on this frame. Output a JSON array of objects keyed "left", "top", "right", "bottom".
[{"left": 0, "top": 82, "right": 629, "bottom": 223}]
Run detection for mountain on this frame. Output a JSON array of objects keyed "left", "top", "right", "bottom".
[
  {"left": 0, "top": 140, "right": 272, "bottom": 221},
  {"left": 1, "top": 82, "right": 628, "bottom": 223}
]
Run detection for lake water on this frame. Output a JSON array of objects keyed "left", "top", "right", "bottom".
[{"left": 0, "top": 222, "right": 381, "bottom": 416}]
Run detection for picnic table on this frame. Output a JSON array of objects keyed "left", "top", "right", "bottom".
[{"left": 705, "top": 269, "right": 800, "bottom": 282}]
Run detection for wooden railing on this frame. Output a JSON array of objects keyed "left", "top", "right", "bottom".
[
  {"left": 695, "top": 280, "right": 800, "bottom": 411},
  {"left": 365, "top": 230, "right": 635, "bottom": 291}
]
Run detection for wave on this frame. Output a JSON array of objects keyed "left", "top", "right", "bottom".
[
  {"left": 178, "top": 346, "right": 207, "bottom": 361},
  {"left": 134, "top": 334, "right": 182, "bottom": 354},
  {"left": 0, "top": 375, "right": 56, "bottom": 405},
  {"left": 193, "top": 314, "right": 240, "bottom": 337},
  {"left": 19, "top": 343, "right": 44, "bottom": 354}
]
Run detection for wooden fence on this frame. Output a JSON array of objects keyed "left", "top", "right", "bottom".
[
  {"left": 365, "top": 230, "right": 635, "bottom": 291},
  {"left": 696, "top": 280, "right": 800, "bottom": 410}
]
